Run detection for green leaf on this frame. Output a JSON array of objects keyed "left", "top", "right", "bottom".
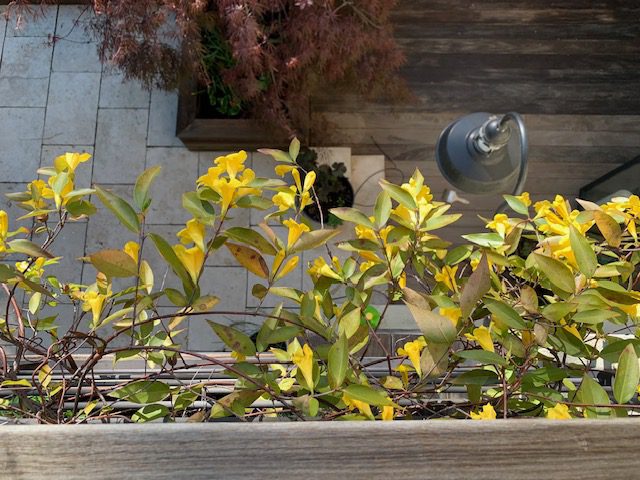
[
  {"left": 461, "top": 233, "right": 504, "bottom": 248},
  {"left": 503, "top": 195, "right": 529, "bottom": 215},
  {"left": 575, "top": 375, "right": 610, "bottom": 418},
  {"left": 207, "top": 321, "right": 256, "bottom": 356},
  {"left": 1, "top": 379, "right": 32, "bottom": 388},
  {"left": 95, "top": 186, "right": 140, "bottom": 233},
  {"left": 484, "top": 298, "right": 527, "bottom": 329},
  {"left": 225, "top": 227, "right": 277, "bottom": 256},
  {"left": 455, "top": 350, "right": 508, "bottom": 367},
  {"left": 183, "top": 191, "right": 215, "bottom": 222},
  {"left": 149, "top": 233, "right": 193, "bottom": 288},
  {"left": 328, "top": 334, "right": 348, "bottom": 389},
  {"left": 423, "top": 213, "right": 462, "bottom": 231},
  {"left": 109, "top": 380, "right": 170, "bottom": 404},
  {"left": 133, "top": 165, "right": 162, "bottom": 211},
  {"left": 613, "top": 344, "right": 639, "bottom": 404},
  {"left": 373, "top": 191, "right": 392, "bottom": 229},
  {"left": 329, "top": 207, "right": 374, "bottom": 228},
  {"left": 403, "top": 287, "right": 456, "bottom": 345},
  {"left": 343, "top": 384, "right": 395, "bottom": 407},
  {"left": 89, "top": 249, "right": 138, "bottom": 277},
  {"left": 569, "top": 225, "right": 597, "bottom": 278},
  {"left": 531, "top": 252, "right": 575, "bottom": 294},
  {"left": 8, "top": 239, "right": 54, "bottom": 259},
  {"left": 444, "top": 245, "right": 472, "bottom": 266},
  {"left": 460, "top": 253, "right": 490, "bottom": 318},
  {"left": 379, "top": 180, "right": 417, "bottom": 209},
  {"left": 451, "top": 369, "right": 499, "bottom": 386},
  {"left": 132, "top": 404, "right": 169, "bottom": 423},
  {"left": 290, "top": 229, "right": 340, "bottom": 253},
  {"left": 594, "top": 211, "right": 622, "bottom": 248}
]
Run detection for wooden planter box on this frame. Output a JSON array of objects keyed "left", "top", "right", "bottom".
[
  {"left": 1, "top": 420, "right": 639, "bottom": 479},
  {"left": 176, "top": 80, "right": 307, "bottom": 151}
]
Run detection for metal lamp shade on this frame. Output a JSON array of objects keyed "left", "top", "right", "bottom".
[{"left": 435, "top": 112, "right": 521, "bottom": 195}]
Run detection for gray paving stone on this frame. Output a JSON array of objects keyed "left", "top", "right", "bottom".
[
  {"left": 0, "top": 8, "right": 7, "bottom": 56},
  {"left": 39, "top": 220, "right": 87, "bottom": 285},
  {"left": 0, "top": 182, "right": 31, "bottom": 227},
  {"left": 55, "top": 5, "right": 95, "bottom": 42},
  {"left": 145, "top": 147, "right": 198, "bottom": 224},
  {"left": 99, "top": 70, "right": 150, "bottom": 108},
  {"left": 188, "top": 266, "right": 249, "bottom": 351},
  {"left": 147, "top": 89, "right": 183, "bottom": 147},
  {"left": 0, "top": 108, "right": 45, "bottom": 182},
  {"left": 0, "top": 37, "right": 53, "bottom": 107},
  {"left": 44, "top": 72, "right": 100, "bottom": 145},
  {"left": 52, "top": 39, "right": 101, "bottom": 73},
  {"left": 41, "top": 145, "right": 94, "bottom": 191},
  {"left": 93, "top": 108, "right": 148, "bottom": 183},
  {"left": 197, "top": 151, "right": 233, "bottom": 177},
  {"left": 6, "top": 5, "right": 57, "bottom": 37}
]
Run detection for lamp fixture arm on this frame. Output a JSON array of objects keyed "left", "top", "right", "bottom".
[{"left": 500, "top": 112, "right": 528, "bottom": 196}]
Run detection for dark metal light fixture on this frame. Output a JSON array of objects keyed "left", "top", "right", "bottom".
[{"left": 435, "top": 112, "right": 528, "bottom": 196}]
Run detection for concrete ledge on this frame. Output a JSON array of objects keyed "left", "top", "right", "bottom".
[{"left": 1, "top": 420, "right": 639, "bottom": 479}]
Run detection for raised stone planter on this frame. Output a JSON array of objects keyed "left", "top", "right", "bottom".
[{"left": 1, "top": 420, "right": 639, "bottom": 479}]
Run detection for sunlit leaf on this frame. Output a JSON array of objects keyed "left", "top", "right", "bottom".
[
  {"left": 89, "top": 249, "right": 138, "bottom": 277},
  {"left": 133, "top": 165, "right": 162, "bottom": 211},
  {"left": 613, "top": 344, "right": 639, "bottom": 404},
  {"left": 207, "top": 321, "right": 256, "bottom": 356},
  {"left": 95, "top": 185, "right": 140, "bottom": 233},
  {"left": 225, "top": 242, "right": 269, "bottom": 279},
  {"left": 569, "top": 225, "right": 597, "bottom": 278}
]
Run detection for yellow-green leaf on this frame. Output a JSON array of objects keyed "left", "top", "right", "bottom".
[
  {"left": 8, "top": 239, "right": 53, "bottom": 259},
  {"left": 89, "top": 249, "right": 138, "bottom": 277},
  {"left": 207, "top": 321, "right": 256, "bottom": 356},
  {"left": 373, "top": 191, "right": 392, "bottom": 229},
  {"left": 531, "top": 252, "right": 575, "bottom": 294},
  {"left": 575, "top": 375, "right": 610, "bottom": 418},
  {"left": 132, "top": 404, "right": 169, "bottom": 423},
  {"left": 569, "top": 225, "right": 597, "bottom": 278},
  {"left": 460, "top": 253, "right": 490, "bottom": 317},
  {"left": 594, "top": 211, "right": 622, "bottom": 248},
  {"left": 343, "top": 384, "right": 395, "bottom": 407},
  {"left": 330, "top": 207, "right": 374, "bottom": 228},
  {"left": 403, "top": 287, "right": 456, "bottom": 345},
  {"left": 225, "top": 242, "right": 269, "bottom": 279},
  {"left": 379, "top": 179, "right": 417, "bottom": 209},
  {"left": 149, "top": 233, "right": 193, "bottom": 288},
  {"left": 613, "top": 344, "right": 639, "bottom": 404},
  {"left": 109, "top": 380, "right": 170, "bottom": 404},
  {"left": 484, "top": 298, "right": 527, "bottom": 329},
  {"left": 290, "top": 229, "right": 340, "bottom": 253},
  {"left": 95, "top": 185, "right": 140, "bottom": 233},
  {"left": 133, "top": 165, "right": 162, "bottom": 211},
  {"left": 225, "top": 227, "right": 277, "bottom": 256}
]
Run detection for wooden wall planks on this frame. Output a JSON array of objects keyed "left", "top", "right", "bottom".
[
  {"left": 311, "top": 1, "right": 640, "bottom": 240},
  {"left": 2, "top": 421, "right": 640, "bottom": 479}
]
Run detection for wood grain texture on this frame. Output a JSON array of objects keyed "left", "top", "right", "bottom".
[{"left": 2, "top": 420, "right": 640, "bottom": 479}]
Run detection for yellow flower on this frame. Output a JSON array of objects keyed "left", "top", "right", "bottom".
[
  {"left": 275, "top": 255, "right": 299, "bottom": 280},
  {"left": 434, "top": 265, "right": 458, "bottom": 292},
  {"left": 274, "top": 164, "right": 297, "bottom": 177},
  {"left": 177, "top": 219, "right": 206, "bottom": 252},
  {"left": 173, "top": 244, "right": 205, "bottom": 283},
  {"left": 486, "top": 213, "right": 512, "bottom": 238},
  {"left": 439, "top": 306, "right": 462, "bottom": 327},
  {"left": 291, "top": 168, "right": 302, "bottom": 192},
  {"left": 272, "top": 187, "right": 297, "bottom": 212},
  {"left": 381, "top": 405, "right": 394, "bottom": 421},
  {"left": 123, "top": 241, "right": 139, "bottom": 262},
  {"left": 214, "top": 151, "right": 247, "bottom": 178},
  {"left": 515, "top": 192, "right": 531, "bottom": 207},
  {"left": 308, "top": 257, "right": 342, "bottom": 281},
  {"left": 54, "top": 152, "right": 91, "bottom": 173},
  {"left": 81, "top": 289, "right": 107, "bottom": 327},
  {"left": 342, "top": 392, "right": 374, "bottom": 420},
  {"left": 397, "top": 337, "right": 427, "bottom": 377},
  {"left": 283, "top": 218, "right": 310, "bottom": 249},
  {"left": 546, "top": 403, "right": 571, "bottom": 420},
  {"left": 292, "top": 343, "right": 315, "bottom": 392},
  {"left": 465, "top": 326, "right": 494, "bottom": 352},
  {"left": 303, "top": 170, "right": 316, "bottom": 192},
  {"left": 470, "top": 403, "right": 497, "bottom": 420}
]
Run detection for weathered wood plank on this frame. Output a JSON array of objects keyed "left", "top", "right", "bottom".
[{"left": 1, "top": 421, "right": 640, "bottom": 479}]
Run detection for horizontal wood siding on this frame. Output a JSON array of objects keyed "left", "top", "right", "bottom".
[{"left": 311, "top": 1, "right": 640, "bottom": 240}]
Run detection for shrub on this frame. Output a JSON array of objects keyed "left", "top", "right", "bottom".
[
  {"left": 8, "top": 1, "right": 407, "bottom": 136},
  {"left": 1, "top": 140, "right": 640, "bottom": 423}
]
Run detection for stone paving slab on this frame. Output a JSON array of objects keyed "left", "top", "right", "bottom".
[
  {"left": 93, "top": 108, "right": 148, "bottom": 183},
  {"left": 55, "top": 5, "right": 94, "bottom": 42},
  {"left": 0, "top": 107, "right": 45, "bottom": 182},
  {"left": 0, "top": 8, "right": 7, "bottom": 59},
  {"left": 5, "top": 5, "right": 57, "bottom": 38},
  {"left": 146, "top": 147, "right": 198, "bottom": 224},
  {"left": 0, "top": 36, "right": 53, "bottom": 107},
  {"left": 44, "top": 72, "right": 100, "bottom": 144},
  {"left": 147, "top": 89, "right": 183, "bottom": 147},
  {"left": 52, "top": 38, "right": 101, "bottom": 73},
  {"left": 100, "top": 70, "right": 150, "bottom": 108}
]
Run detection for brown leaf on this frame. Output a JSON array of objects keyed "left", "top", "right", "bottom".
[
  {"left": 225, "top": 242, "right": 269, "bottom": 279},
  {"left": 460, "top": 253, "right": 490, "bottom": 318}
]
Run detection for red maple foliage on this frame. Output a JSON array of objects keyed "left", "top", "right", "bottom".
[{"left": 8, "top": 1, "right": 406, "bottom": 135}]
